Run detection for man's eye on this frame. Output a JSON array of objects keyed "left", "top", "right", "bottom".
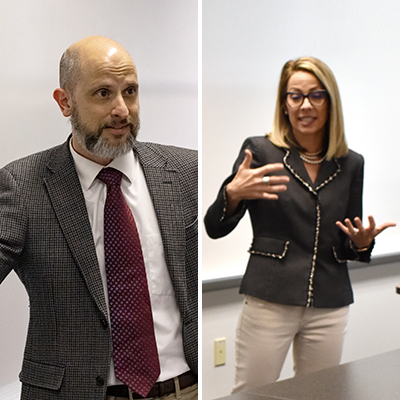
[
  {"left": 125, "top": 87, "right": 137, "bottom": 96},
  {"left": 96, "top": 89, "right": 109, "bottom": 98}
]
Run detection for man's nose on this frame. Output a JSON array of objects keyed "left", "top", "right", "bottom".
[{"left": 112, "top": 94, "right": 129, "bottom": 119}]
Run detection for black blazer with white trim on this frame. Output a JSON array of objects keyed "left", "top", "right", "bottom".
[{"left": 204, "top": 136, "right": 372, "bottom": 308}]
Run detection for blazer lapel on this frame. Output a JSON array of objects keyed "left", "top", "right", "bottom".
[
  {"left": 314, "top": 157, "right": 341, "bottom": 190},
  {"left": 284, "top": 147, "right": 341, "bottom": 192},
  {"left": 132, "top": 142, "right": 187, "bottom": 311},
  {"left": 284, "top": 148, "right": 311, "bottom": 186},
  {"left": 44, "top": 140, "right": 108, "bottom": 318}
]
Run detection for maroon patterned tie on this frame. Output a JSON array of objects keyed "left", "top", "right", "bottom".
[{"left": 98, "top": 167, "right": 160, "bottom": 397}]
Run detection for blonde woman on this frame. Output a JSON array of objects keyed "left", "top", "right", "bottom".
[{"left": 204, "top": 57, "right": 395, "bottom": 392}]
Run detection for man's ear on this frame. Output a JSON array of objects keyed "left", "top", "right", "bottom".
[{"left": 53, "top": 88, "right": 73, "bottom": 117}]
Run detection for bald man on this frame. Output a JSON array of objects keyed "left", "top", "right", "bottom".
[{"left": 0, "top": 36, "right": 197, "bottom": 400}]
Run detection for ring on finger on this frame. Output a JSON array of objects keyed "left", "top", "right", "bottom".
[
  {"left": 262, "top": 176, "right": 270, "bottom": 184},
  {"left": 353, "top": 228, "right": 359, "bottom": 236}
]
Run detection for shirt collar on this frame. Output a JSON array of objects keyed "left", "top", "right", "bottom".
[{"left": 69, "top": 139, "right": 136, "bottom": 192}]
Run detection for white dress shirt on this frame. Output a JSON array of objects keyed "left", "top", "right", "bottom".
[{"left": 69, "top": 141, "right": 190, "bottom": 385}]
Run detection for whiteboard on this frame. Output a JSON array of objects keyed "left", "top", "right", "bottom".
[{"left": 202, "top": 0, "right": 400, "bottom": 281}]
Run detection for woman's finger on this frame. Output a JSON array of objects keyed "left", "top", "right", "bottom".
[{"left": 240, "top": 149, "right": 253, "bottom": 170}]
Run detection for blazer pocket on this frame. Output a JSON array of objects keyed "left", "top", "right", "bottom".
[
  {"left": 19, "top": 359, "right": 65, "bottom": 390},
  {"left": 248, "top": 237, "right": 289, "bottom": 259},
  {"left": 185, "top": 216, "right": 198, "bottom": 230},
  {"left": 185, "top": 216, "right": 198, "bottom": 240},
  {"left": 332, "top": 245, "right": 348, "bottom": 263}
]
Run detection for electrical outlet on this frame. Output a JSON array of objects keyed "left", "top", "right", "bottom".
[{"left": 214, "top": 337, "right": 226, "bottom": 366}]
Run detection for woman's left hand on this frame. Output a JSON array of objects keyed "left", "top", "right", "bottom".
[{"left": 336, "top": 215, "right": 396, "bottom": 250}]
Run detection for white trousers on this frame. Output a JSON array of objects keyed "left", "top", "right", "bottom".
[{"left": 232, "top": 295, "right": 349, "bottom": 393}]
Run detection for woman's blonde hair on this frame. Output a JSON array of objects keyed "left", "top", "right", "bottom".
[{"left": 268, "top": 56, "right": 348, "bottom": 159}]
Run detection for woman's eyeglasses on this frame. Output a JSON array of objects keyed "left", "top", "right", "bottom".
[{"left": 285, "top": 90, "right": 328, "bottom": 108}]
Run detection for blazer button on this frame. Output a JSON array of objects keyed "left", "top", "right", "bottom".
[
  {"left": 96, "top": 376, "right": 105, "bottom": 387},
  {"left": 101, "top": 317, "right": 108, "bottom": 329}
]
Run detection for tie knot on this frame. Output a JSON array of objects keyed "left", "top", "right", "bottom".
[{"left": 97, "top": 167, "right": 123, "bottom": 187}]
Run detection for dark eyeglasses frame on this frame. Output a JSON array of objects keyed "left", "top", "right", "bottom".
[{"left": 285, "top": 90, "right": 328, "bottom": 108}]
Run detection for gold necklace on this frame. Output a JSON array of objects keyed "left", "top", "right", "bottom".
[{"left": 299, "top": 151, "right": 326, "bottom": 164}]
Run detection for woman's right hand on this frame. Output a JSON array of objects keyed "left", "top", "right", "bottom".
[{"left": 225, "top": 149, "right": 290, "bottom": 217}]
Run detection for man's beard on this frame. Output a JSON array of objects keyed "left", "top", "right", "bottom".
[{"left": 70, "top": 107, "right": 140, "bottom": 161}]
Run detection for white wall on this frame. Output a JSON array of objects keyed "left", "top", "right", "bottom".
[
  {"left": 202, "top": 0, "right": 400, "bottom": 281},
  {"left": 203, "top": 261, "right": 400, "bottom": 400},
  {"left": 0, "top": 0, "right": 198, "bottom": 391}
]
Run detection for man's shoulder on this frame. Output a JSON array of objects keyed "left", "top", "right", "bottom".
[
  {"left": 2, "top": 141, "right": 68, "bottom": 176},
  {"left": 133, "top": 141, "right": 197, "bottom": 168}
]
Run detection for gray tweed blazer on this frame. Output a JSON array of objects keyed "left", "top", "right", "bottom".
[{"left": 0, "top": 137, "right": 198, "bottom": 400}]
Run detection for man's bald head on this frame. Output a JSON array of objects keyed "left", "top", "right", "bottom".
[
  {"left": 59, "top": 36, "right": 133, "bottom": 92},
  {"left": 54, "top": 36, "right": 140, "bottom": 165}
]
